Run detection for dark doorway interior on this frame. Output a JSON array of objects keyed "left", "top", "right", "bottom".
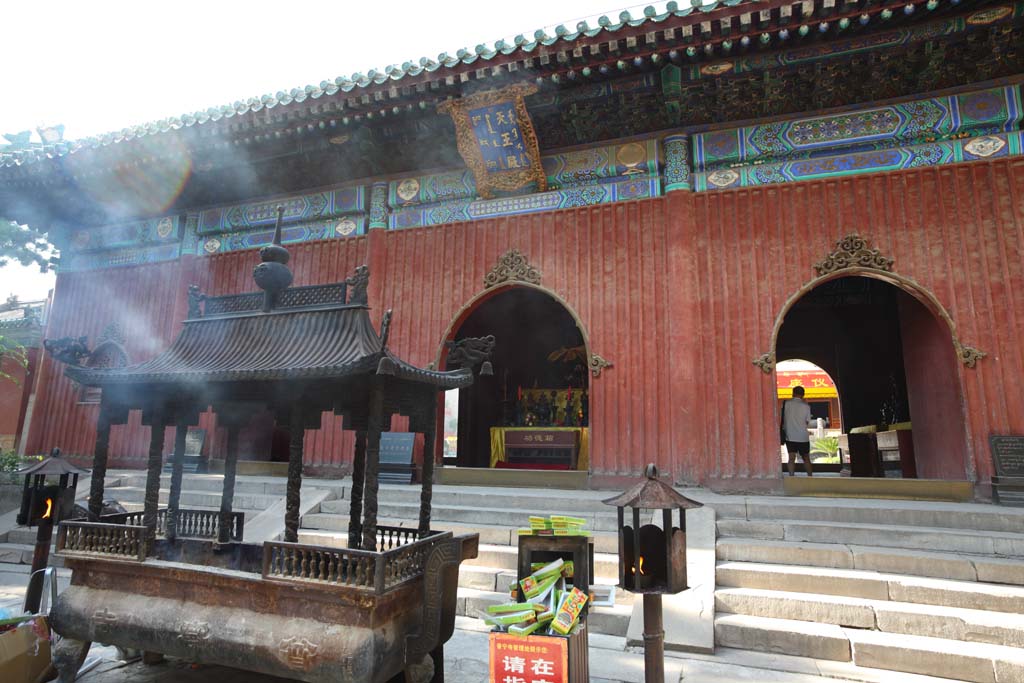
[
  {"left": 451, "top": 287, "right": 588, "bottom": 468},
  {"left": 776, "top": 276, "right": 966, "bottom": 479},
  {"left": 778, "top": 277, "right": 911, "bottom": 431}
]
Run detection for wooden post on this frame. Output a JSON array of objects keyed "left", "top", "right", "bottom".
[
  {"left": 348, "top": 430, "right": 367, "bottom": 549},
  {"left": 284, "top": 403, "right": 305, "bottom": 543},
  {"left": 642, "top": 594, "right": 665, "bottom": 683},
  {"left": 218, "top": 426, "right": 241, "bottom": 543},
  {"left": 23, "top": 515, "right": 54, "bottom": 614},
  {"left": 143, "top": 412, "right": 167, "bottom": 553},
  {"left": 361, "top": 382, "right": 385, "bottom": 552},
  {"left": 166, "top": 423, "right": 189, "bottom": 541},
  {"left": 418, "top": 397, "right": 438, "bottom": 535},
  {"left": 88, "top": 407, "right": 112, "bottom": 519}
]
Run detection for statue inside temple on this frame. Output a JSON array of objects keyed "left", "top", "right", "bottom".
[{"left": 535, "top": 392, "right": 551, "bottom": 426}]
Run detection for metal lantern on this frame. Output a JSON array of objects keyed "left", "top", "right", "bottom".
[
  {"left": 17, "top": 448, "right": 85, "bottom": 528},
  {"left": 16, "top": 448, "right": 87, "bottom": 613},
  {"left": 603, "top": 463, "right": 703, "bottom": 683}
]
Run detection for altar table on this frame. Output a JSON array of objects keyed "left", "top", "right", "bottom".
[{"left": 489, "top": 426, "right": 589, "bottom": 470}]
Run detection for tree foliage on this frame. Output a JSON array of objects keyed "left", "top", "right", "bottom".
[
  {"left": 0, "top": 219, "right": 55, "bottom": 272},
  {"left": 0, "top": 334, "right": 28, "bottom": 384}
]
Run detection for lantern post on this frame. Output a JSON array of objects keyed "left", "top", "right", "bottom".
[
  {"left": 16, "top": 448, "right": 87, "bottom": 614},
  {"left": 603, "top": 463, "right": 703, "bottom": 683}
]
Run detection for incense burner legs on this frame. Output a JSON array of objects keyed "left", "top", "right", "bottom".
[{"left": 53, "top": 636, "right": 91, "bottom": 683}]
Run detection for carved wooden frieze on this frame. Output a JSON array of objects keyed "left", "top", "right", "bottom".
[
  {"left": 814, "top": 234, "right": 894, "bottom": 275},
  {"left": 484, "top": 249, "right": 541, "bottom": 288}
]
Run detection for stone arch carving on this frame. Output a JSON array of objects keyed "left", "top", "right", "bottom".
[{"left": 753, "top": 234, "right": 985, "bottom": 373}]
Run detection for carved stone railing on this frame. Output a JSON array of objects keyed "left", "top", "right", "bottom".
[
  {"left": 101, "top": 508, "right": 243, "bottom": 542},
  {"left": 57, "top": 521, "right": 146, "bottom": 561},
  {"left": 262, "top": 529, "right": 448, "bottom": 594}
]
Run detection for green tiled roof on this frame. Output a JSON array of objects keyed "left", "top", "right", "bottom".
[
  {"left": 0, "top": 0, "right": 985, "bottom": 168},
  {"left": 0, "top": 1, "right": 761, "bottom": 166}
]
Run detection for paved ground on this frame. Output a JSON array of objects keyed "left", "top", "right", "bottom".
[
  {"left": 2, "top": 474, "right": 983, "bottom": 682},
  {"left": 59, "top": 617, "right": 957, "bottom": 683}
]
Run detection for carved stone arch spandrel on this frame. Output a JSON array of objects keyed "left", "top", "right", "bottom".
[
  {"left": 755, "top": 234, "right": 986, "bottom": 373},
  {"left": 483, "top": 249, "right": 541, "bottom": 289}
]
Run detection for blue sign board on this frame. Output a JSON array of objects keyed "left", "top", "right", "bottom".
[{"left": 468, "top": 103, "right": 532, "bottom": 172}]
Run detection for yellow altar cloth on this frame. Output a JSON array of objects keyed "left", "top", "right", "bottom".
[{"left": 489, "top": 427, "right": 589, "bottom": 470}]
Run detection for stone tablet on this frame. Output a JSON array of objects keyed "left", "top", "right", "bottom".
[{"left": 989, "top": 435, "right": 1024, "bottom": 477}]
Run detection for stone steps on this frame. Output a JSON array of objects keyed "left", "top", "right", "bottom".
[
  {"left": 104, "top": 485, "right": 281, "bottom": 511},
  {"left": 114, "top": 473, "right": 300, "bottom": 497},
  {"left": 317, "top": 498, "right": 620, "bottom": 531},
  {"left": 714, "top": 614, "right": 1024, "bottom": 683},
  {"left": 0, "top": 543, "right": 64, "bottom": 568},
  {"left": 714, "top": 499, "right": 1024, "bottom": 682},
  {"left": 717, "top": 497, "right": 1024, "bottom": 534},
  {"left": 717, "top": 561, "right": 1024, "bottom": 614},
  {"left": 317, "top": 485, "right": 618, "bottom": 516},
  {"left": 716, "top": 587, "right": 1024, "bottom": 649},
  {"left": 716, "top": 538, "right": 1024, "bottom": 586},
  {"left": 716, "top": 518, "right": 1024, "bottom": 557},
  {"left": 299, "top": 517, "right": 619, "bottom": 553}
]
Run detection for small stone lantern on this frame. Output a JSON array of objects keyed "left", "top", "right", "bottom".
[
  {"left": 16, "top": 448, "right": 87, "bottom": 613},
  {"left": 603, "top": 463, "right": 703, "bottom": 683}
]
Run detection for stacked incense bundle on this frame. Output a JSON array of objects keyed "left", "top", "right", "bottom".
[
  {"left": 517, "top": 515, "right": 590, "bottom": 537},
  {"left": 481, "top": 557, "right": 589, "bottom": 638}
]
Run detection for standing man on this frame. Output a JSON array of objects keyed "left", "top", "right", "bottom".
[{"left": 782, "top": 385, "right": 814, "bottom": 476}]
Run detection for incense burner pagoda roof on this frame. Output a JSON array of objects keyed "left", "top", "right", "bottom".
[
  {"left": 0, "top": 0, "right": 980, "bottom": 167},
  {"left": 63, "top": 284, "right": 472, "bottom": 389}
]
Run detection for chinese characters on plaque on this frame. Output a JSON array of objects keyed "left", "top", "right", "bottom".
[
  {"left": 489, "top": 633, "right": 568, "bottom": 683},
  {"left": 469, "top": 103, "right": 531, "bottom": 171},
  {"left": 438, "top": 83, "right": 547, "bottom": 199}
]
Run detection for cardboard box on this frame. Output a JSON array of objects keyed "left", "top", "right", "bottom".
[{"left": 0, "top": 616, "right": 52, "bottom": 683}]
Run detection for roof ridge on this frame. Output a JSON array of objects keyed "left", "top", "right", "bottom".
[{"left": 1, "top": 1, "right": 759, "bottom": 164}]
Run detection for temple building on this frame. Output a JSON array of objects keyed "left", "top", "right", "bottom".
[
  {"left": 0, "top": 295, "right": 48, "bottom": 453},
  {"left": 1, "top": 0, "right": 1021, "bottom": 498}
]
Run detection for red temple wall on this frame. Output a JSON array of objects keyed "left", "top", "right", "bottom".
[
  {"left": 899, "top": 291, "right": 968, "bottom": 480},
  {"left": 684, "top": 157, "right": 1024, "bottom": 489},
  {"left": 26, "top": 157, "right": 1024, "bottom": 489},
  {"left": 0, "top": 352, "right": 31, "bottom": 447}
]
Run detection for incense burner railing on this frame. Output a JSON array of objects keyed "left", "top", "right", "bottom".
[
  {"left": 100, "top": 508, "right": 243, "bottom": 542},
  {"left": 263, "top": 541, "right": 379, "bottom": 588},
  {"left": 57, "top": 521, "right": 146, "bottom": 561},
  {"left": 263, "top": 528, "right": 442, "bottom": 593},
  {"left": 52, "top": 528, "right": 478, "bottom": 683},
  {"left": 376, "top": 524, "right": 427, "bottom": 551}
]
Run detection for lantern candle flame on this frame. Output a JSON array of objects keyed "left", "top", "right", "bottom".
[
  {"left": 631, "top": 555, "right": 647, "bottom": 575},
  {"left": 42, "top": 498, "right": 53, "bottom": 520}
]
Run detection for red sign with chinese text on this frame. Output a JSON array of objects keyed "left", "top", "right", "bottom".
[
  {"left": 775, "top": 369, "right": 835, "bottom": 391},
  {"left": 504, "top": 429, "right": 578, "bottom": 449},
  {"left": 489, "top": 632, "right": 568, "bottom": 683}
]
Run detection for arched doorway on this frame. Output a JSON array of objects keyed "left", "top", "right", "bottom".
[
  {"left": 773, "top": 275, "right": 968, "bottom": 480},
  {"left": 439, "top": 285, "right": 590, "bottom": 470}
]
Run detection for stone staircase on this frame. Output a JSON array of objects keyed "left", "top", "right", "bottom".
[
  {"left": 6, "top": 470, "right": 1023, "bottom": 681},
  {"left": 298, "top": 484, "right": 637, "bottom": 636},
  {"left": 711, "top": 496, "right": 1024, "bottom": 682}
]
